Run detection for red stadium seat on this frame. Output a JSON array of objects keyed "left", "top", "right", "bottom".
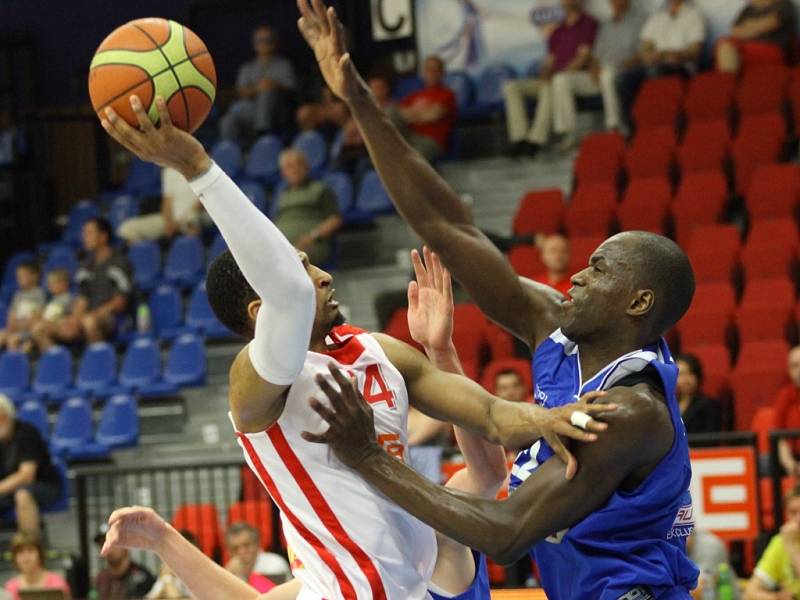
[
  {"left": 481, "top": 358, "right": 533, "bottom": 395},
  {"left": 227, "top": 500, "right": 274, "bottom": 551},
  {"left": 632, "top": 77, "right": 686, "bottom": 131},
  {"left": 788, "top": 73, "right": 800, "bottom": 137},
  {"left": 683, "top": 72, "right": 736, "bottom": 123},
  {"left": 677, "top": 120, "right": 731, "bottom": 175},
  {"left": 452, "top": 304, "right": 489, "bottom": 365},
  {"left": 486, "top": 322, "right": 516, "bottom": 361},
  {"left": 672, "top": 170, "right": 729, "bottom": 247},
  {"left": 687, "top": 225, "right": 741, "bottom": 284},
  {"left": 736, "top": 306, "right": 794, "bottom": 345},
  {"left": 564, "top": 183, "right": 617, "bottom": 237},
  {"left": 731, "top": 340, "right": 790, "bottom": 430},
  {"left": 508, "top": 244, "right": 545, "bottom": 280},
  {"left": 739, "top": 278, "right": 796, "bottom": 313},
  {"left": 568, "top": 236, "right": 605, "bottom": 275},
  {"left": 746, "top": 164, "right": 800, "bottom": 222},
  {"left": 574, "top": 132, "right": 625, "bottom": 188},
  {"left": 736, "top": 64, "right": 790, "bottom": 116},
  {"left": 741, "top": 220, "right": 798, "bottom": 281},
  {"left": 690, "top": 282, "right": 738, "bottom": 316},
  {"left": 624, "top": 127, "right": 677, "bottom": 180},
  {"left": 173, "top": 503, "right": 222, "bottom": 559},
  {"left": 752, "top": 406, "right": 777, "bottom": 455},
  {"left": 677, "top": 310, "right": 732, "bottom": 350},
  {"left": 732, "top": 113, "right": 788, "bottom": 195},
  {"left": 384, "top": 308, "right": 422, "bottom": 351},
  {"left": 683, "top": 344, "right": 731, "bottom": 398},
  {"left": 513, "top": 189, "right": 564, "bottom": 236},
  {"left": 240, "top": 466, "right": 270, "bottom": 502},
  {"left": 618, "top": 176, "right": 671, "bottom": 234}
]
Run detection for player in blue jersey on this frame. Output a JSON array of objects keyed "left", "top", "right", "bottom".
[{"left": 298, "top": 1, "right": 700, "bottom": 597}]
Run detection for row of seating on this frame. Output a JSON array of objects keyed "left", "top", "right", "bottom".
[{"left": 0, "top": 335, "right": 207, "bottom": 404}]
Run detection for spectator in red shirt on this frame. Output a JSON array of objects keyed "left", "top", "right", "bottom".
[
  {"left": 224, "top": 523, "right": 276, "bottom": 594},
  {"left": 775, "top": 345, "right": 800, "bottom": 476},
  {"left": 392, "top": 57, "right": 457, "bottom": 162},
  {"left": 533, "top": 234, "right": 572, "bottom": 297}
]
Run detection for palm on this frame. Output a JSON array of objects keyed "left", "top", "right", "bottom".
[
  {"left": 409, "top": 286, "right": 452, "bottom": 349},
  {"left": 106, "top": 508, "right": 167, "bottom": 552}
]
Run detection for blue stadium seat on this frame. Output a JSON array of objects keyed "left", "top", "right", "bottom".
[
  {"left": 50, "top": 396, "right": 108, "bottom": 459},
  {"left": 76, "top": 342, "right": 119, "bottom": 397},
  {"left": 1, "top": 252, "right": 35, "bottom": 303},
  {"left": 465, "top": 63, "right": 516, "bottom": 118},
  {"left": 210, "top": 140, "right": 243, "bottom": 179},
  {"left": 119, "top": 337, "right": 177, "bottom": 396},
  {"left": 164, "top": 334, "right": 207, "bottom": 387},
  {"left": 149, "top": 284, "right": 190, "bottom": 340},
  {"left": 323, "top": 172, "right": 355, "bottom": 214},
  {"left": 355, "top": 170, "right": 394, "bottom": 215},
  {"left": 62, "top": 200, "right": 99, "bottom": 246},
  {"left": 95, "top": 394, "right": 138, "bottom": 449},
  {"left": 122, "top": 158, "right": 161, "bottom": 197},
  {"left": 108, "top": 195, "right": 139, "bottom": 231},
  {"left": 208, "top": 234, "right": 227, "bottom": 263},
  {"left": 393, "top": 75, "right": 424, "bottom": 99},
  {"left": 244, "top": 135, "right": 282, "bottom": 185},
  {"left": 292, "top": 131, "right": 327, "bottom": 176},
  {"left": 42, "top": 246, "right": 78, "bottom": 278},
  {"left": 17, "top": 400, "right": 48, "bottom": 441},
  {"left": 164, "top": 235, "right": 204, "bottom": 287},
  {"left": 0, "top": 351, "right": 30, "bottom": 399},
  {"left": 186, "top": 282, "right": 232, "bottom": 339},
  {"left": 128, "top": 241, "right": 161, "bottom": 291},
  {"left": 32, "top": 346, "right": 76, "bottom": 403},
  {"left": 444, "top": 71, "right": 475, "bottom": 112},
  {"left": 239, "top": 182, "right": 268, "bottom": 213},
  {"left": 44, "top": 459, "right": 70, "bottom": 512}
]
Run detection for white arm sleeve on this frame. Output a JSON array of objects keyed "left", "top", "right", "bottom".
[{"left": 189, "top": 162, "right": 315, "bottom": 385}]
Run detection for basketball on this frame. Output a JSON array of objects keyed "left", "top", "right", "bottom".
[{"left": 88, "top": 18, "right": 216, "bottom": 133}]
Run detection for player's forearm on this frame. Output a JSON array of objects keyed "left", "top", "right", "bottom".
[{"left": 155, "top": 525, "right": 260, "bottom": 600}]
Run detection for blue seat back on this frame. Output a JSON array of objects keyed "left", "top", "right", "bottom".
[
  {"left": 323, "top": 172, "right": 354, "bottom": 214},
  {"left": 33, "top": 346, "right": 72, "bottom": 395},
  {"left": 120, "top": 338, "right": 161, "bottom": 387},
  {"left": 123, "top": 158, "right": 161, "bottom": 197},
  {"left": 52, "top": 397, "right": 92, "bottom": 447},
  {"left": 108, "top": 195, "right": 139, "bottom": 231},
  {"left": 128, "top": 241, "right": 161, "bottom": 287},
  {"left": 76, "top": 342, "right": 117, "bottom": 392},
  {"left": 393, "top": 75, "right": 424, "bottom": 99},
  {"left": 356, "top": 171, "right": 393, "bottom": 214},
  {"left": 292, "top": 131, "right": 327, "bottom": 174},
  {"left": 96, "top": 394, "right": 138, "bottom": 448},
  {"left": 210, "top": 140, "right": 243, "bottom": 179},
  {"left": 63, "top": 200, "right": 99, "bottom": 245},
  {"left": 239, "top": 182, "right": 268, "bottom": 213},
  {"left": 187, "top": 282, "right": 215, "bottom": 329},
  {"left": 0, "top": 351, "right": 30, "bottom": 396},
  {"left": 18, "top": 400, "right": 48, "bottom": 440},
  {"left": 42, "top": 247, "right": 78, "bottom": 278},
  {"left": 444, "top": 71, "right": 475, "bottom": 111},
  {"left": 149, "top": 285, "right": 183, "bottom": 334},
  {"left": 164, "top": 235, "right": 204, "bottom": 285},
  {"left": 164, "top": 334, "right": 207, "bottom": 386},
  {"left": 244, "top": 135, "right": 282, "bottom": 183},
  {"left": 208, "top": 235, "right": 227, "bottom": 263},
  {"left": 477, "top": 64, "right": 516, "bottom": 106}
]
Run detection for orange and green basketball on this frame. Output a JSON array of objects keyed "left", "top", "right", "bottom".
[{"left": 88, "top": 18, "right": 217, "bottom": 133}]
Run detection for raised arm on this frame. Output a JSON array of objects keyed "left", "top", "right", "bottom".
[
  {"left": 297, "top": 0, "right": 561, "bottom": 347},
  {"left": 305, "top": 380, "right": 672, "bottom": 564},
  {"left": 101, "top": 97, "right": 315, "bottom": 433}
]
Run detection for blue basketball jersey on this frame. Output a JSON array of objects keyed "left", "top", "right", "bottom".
[
  {"left": 509, "top": 330, "right": 699, "bottom": 599},
  {"left": 428, "top": 551, "right": 490, "bottom": 600}
]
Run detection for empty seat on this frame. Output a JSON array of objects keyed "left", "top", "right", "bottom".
[
  {"left": 173, "top": 503, "right": 222, "bottom": 558},
  {"left": 683, "top": 72, "right": 736, "bottom": 123},
  {"left": 485, "top": 323, "right": 515, "bottom": 361},
  {"left": 122, "top": 158, "right": 161, "bottom": 197},
  {"left": 617, "top": 177, "right": 671, "bottom": 234},
  {"left": 508, "top": 244, "right": 545, "bottom": 280},
  {"left": 119, "top": 338, "right": 177, "bottom": 396},
  {"left": 574, "top": 132, "right": 625, "bottom": 187},
  {"left": 51, "top": 396, "right": 108, "bottom": 459},
  {"left": 736, "top": 279, "right": 795, "bottom": 344},
  {"left": 568, "top": 236, "right": 604, "bottom": 275},
  {"left": 355, "top": 170, "right": 393, "bottom": 215},
  {"left": 33, "top": 346, "right": 75, "bottom": 402},
  {"left": 17, "top": 400, "right": 48, "bottom": 441},
  {"left": 677, "top": 120, "right": 730, "bottom": 175},
  {"left": 672, "top": 170, "right": 729, "bottom": 247},
  {"left": 164, "top": 235, "right": 204, "bottom": 287},
  {"left": 480, "top": 359, "right": 533, "bottom": 395},
  {"left": 0, "top": 351, "right": 29, "bottom": 399},
  {"left": 292, "top": 130, "right": 327, "bottom": 175},
  {"left": 473, "top": 64, "right": 516, "bottom": 113},
  {"left": 444, "top": 71, "right": 475, "bottom": 111},
  {"left": 687, "top": 225, "right": 741, "bottom": 284},
  {"left": 62, "top": 200, "right": 99, "bottom": 246},
  {"left": 736, "top": 64, "right": 790, "bottom": 116},
  {"left": 323, "top": 171, "right": 355, "bottom": 214},
  {"left": 746, "top": 164, "right": 800, "bottom": 222},
  {"left": 632, "top": 77, "right": 685, "bottom": 131},
  {"left": 238, "top": 182, "right": 267, "bottom": 214},
  {"left": 741, "top": 220, "right": 798, "bottom": 280},
  {"left": 210, "top": 140, "right": 243, "bottom": 179},
  {"left": 739, "top": 278, "right": 795, "bottom": 313},
  {"left": 42, "top": 247, "right": 78, "bottom": 278},
  {"left": 148, "top": 285, "right": 189, "bottom": 340},
  {"left": 564, "top": 183, "right": 616, "bottom": 237},
  {"left": 731, "top": 340, "right": 790, "bottom": 430},
  {"left": 186, "top": 282, "right": 232, "bottom": 339},
  {"left": 76, "top": 342, "right": 118, "bottom": 397},
  {"left": 624, "top": 127, "right": 677, "bottom": 180},
  {"left": 683, "top": 344, "right": 731, "bottom": 398},
  {"left": 107, "top": 195, "right": 139, "bottom": 231},
  {"left": 164, "top": 334, "right": 207, "bottom": 387},
  {"left": 731, "top": 114, "right": 787, "bottom": 196},
  {"left": 128, "top": 241, "right": 161, "bottom": 290},
  {"left": 95, "top": 394, "right": 138, "bottom": 449},
  {"left": 512, "top": 189, "right": 564, "bottom": 236},
  {"left": 677, "top": 310, "right": 732, "bottom": 349},
  {"left": 243, "top": 135, "right": 282, "bottom": 185}
]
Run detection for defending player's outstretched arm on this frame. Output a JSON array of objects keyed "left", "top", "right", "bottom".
[
  {"left": 304, "top": 372, "right": 673, "bottom": 565},
  {"left": 297, "top": 0, "right": 561, "bottom": 350},
  {"left": 101, "top": 97, "right": 315, "bottom": 433}
]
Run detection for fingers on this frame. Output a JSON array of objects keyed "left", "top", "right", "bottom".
[
  {"left": 442, "top": 266, "right": 453, "bottom": 304},
  {"left": 422, "top": 246, "right": 440, "bottom": 293},
  {"left": 315, "top": 373, "right": 347, "bottom": 412},
  {"left": 297, "top": 0, "right": 314, "bottom": 21},
  {"left": 407, "top": 280, "right": 419, "bottom": 312},
  {"left": 545, "top": 433, "right": 577, "bottom": 480},
  {"left": 301, "top": 430, "right": 329, "bottom": 444},
  {"left": 154, "top": 96, "right": 172, "bottom": 129},
  {"left": 328, "top": 6, "right": 347, "bottom": 56},
  {"left": 130, "top": 95, "right": 154, "bottom": 132},
  {"left": 411, "top": 249, "right": 430, "bottom": 289},
  {"left": 555, "top": 420, "right": 598, "bottom": 443},
  {"left": 579, "top": 390, "right": 607, "bottom": 404},
  {"left": 328, "top": 363, "right": 357, "bottom": 398},
  {"left": 309, "top": 397, "right": 337, "bottom": 424},
  {"left": 311, "top": 0, "right": 331, "bottom": 34},
  {"left": 102, "top": 107, "right": 144, "bottom": 154}
]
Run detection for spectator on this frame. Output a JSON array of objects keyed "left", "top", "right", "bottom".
[
  {"left": 220, "top": 26, "right": 296, "bottom": 143},
  {"left": 391, "top": 57, "right": 457, "bottom": 162},
  {"left": 774, "top": 345, "right": 800, "bottom": 476},
  {"left": 95, "top": 523, "right": 156, "bottom": 600},
  {"left": 494, "top": 369, "right": 530, "bottom": 403},
  {"left": 675, "top": 353, "right": 722, "bottom": 435},
  {"left": 687, "top": 529, "right": 740, "bottom": 599},
  {"left": 5, "top": 531, "right": 70, "bottom": 600},
  {"left": 224, "top": 523, "right": 276, "bottom": 593},
  {"left": 145, "top": 530, "right": 197, "bottom": 599},
  {"left": 552, "top": 0, "right": 647, "bottom": 143},
  {"left": 533, "top": 234, "right": 571, "bottom": 297},
  {"left": 0, "top": 261, "right": 45, "bottom": 352},
  {"left": 274, "top": 149, "right": 342, "bottom": 266},
  {"left": 296, "top": 86, "right": 348, "bottom": 138},
  {"left": 32, "top": 218, "right": 132, "bottom": 350},
  {"left": 503, "top": 0, "right": 598, "bottom": 157},
  {"left": 0, "top": 395, "right": 62, "bottom": 533},
  {"left": 369, "top": 76, "right": 392, "bottom": 108},
  {"left": 616, "top": 0, "right": 705, "bottom": 133},
  {"left": 13, "top": 269, "right": 73, "bottom": 356},
  {"left": 330, "top": 118, "right": 373, "bottom": 182},
  {"left": 117, "top": 168, "right": 204, "bottom": 244},
  {"left": 746, "top": 483, "right": 800, "bottom": 598},
  {"left": 717, "top": 0, "right": 796, "bottom": 73}
]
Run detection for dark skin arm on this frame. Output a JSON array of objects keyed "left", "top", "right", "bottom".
[
  {"left": 297, "top": 0, "right": 563, "bottom": 348},
  {"left": 305, "top": 368, "right": 674, "bottom": 564}
]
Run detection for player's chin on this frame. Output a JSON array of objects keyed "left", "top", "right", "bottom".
[{"left": 328, "top": 308, "right": 346, "bottom": 328}]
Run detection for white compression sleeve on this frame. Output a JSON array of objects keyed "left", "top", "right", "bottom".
[{"left": 189, "top": 162, "right": 315, "bottom": 385}]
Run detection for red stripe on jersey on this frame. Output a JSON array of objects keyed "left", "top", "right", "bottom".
[
  {"left": 268, "top": 425, "right": 388, "bottom": 600},
  {"left": 324, "top": 327, "right": 367, "bottom": 365},
  {"left": 237, "top": 433, "right": 358, "bottom": 600}
]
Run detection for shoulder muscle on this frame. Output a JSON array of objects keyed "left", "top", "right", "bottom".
[{"left": 229, "top": 346, "right": 289, "bottom": 433}]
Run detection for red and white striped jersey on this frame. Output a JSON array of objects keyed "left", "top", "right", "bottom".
[{"left": 235, "top": 325, "right": 437, "bottom": 600}]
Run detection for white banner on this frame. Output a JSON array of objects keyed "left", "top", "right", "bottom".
[
  {"left": 372, "top": 0, "right": 415, "bottom": 41},
  {"left": 415, "top": 0, "right": 799, "bottom": 75}
]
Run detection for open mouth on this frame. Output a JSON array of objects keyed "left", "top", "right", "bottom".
[{"left": 327, "top": 289, "right": 339, "bottom": 308}]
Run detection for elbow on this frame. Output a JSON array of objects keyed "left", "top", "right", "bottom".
[{"left": 487, "top": 535, "right": 528, "bottom": 566}]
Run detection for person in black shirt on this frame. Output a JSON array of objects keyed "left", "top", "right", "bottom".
[
  {"left": 676, "top": 352, "right": 722, "bottom": 435},
  {"left": 94, "top": 523, "right": 156, "bottom": 600},
  {"left": 0, "top": 395, "right": 62, "bottom": 532}
]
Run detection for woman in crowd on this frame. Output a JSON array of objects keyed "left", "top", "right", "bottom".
[
  {"left": 4, "top": 531, "right": 71, "bottom": 600},
  {"left": 676, "top": 353, "right": 722, "bottom": 435}
]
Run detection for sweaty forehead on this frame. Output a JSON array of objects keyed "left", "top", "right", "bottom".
[{"left": 592, "top": 239, "right": 630, "bottom": 267}]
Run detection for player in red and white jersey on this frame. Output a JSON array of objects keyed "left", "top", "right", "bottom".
[{"left": 100, "top": 95, "right": 611, "bottom": 600}]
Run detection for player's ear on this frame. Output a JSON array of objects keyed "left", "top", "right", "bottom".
[
  {"left": 627, "top": 289, "right": 654, "bottom": 318},
  {"left": 247, "top": 299, "right": 262, "bottom": 324}
]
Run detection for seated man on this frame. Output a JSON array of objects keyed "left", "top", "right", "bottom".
[
  {"left": 295, "top": 86, "right": 348, "bottom": 137},
  {"left": 616, "top": 0, "right": 705, "bottom": 133},
  {"left": 494, "top": 369, "right": 530, "bottom": 404},
  {"left": 117, "top": 168, "right": 204, "bottom": 244},
  {"left": 533, "top": 234, "right": 571, "bottom": 296},
  {"left": 391, "top": 57, "right": 457, "bottom": 162},
  {"left": 503, "top": 0, "right": 598, "bottom": 157},
  {"left": 219, "top": 27, "right": 296, "bottom": 142},
  {"left": 716, "top": 0, "right": 797, "bottom": 73},
  {"left": 224, "top": 523, "right": 276, "bottom": 593},
  {"left": 33, "top": 218, "right": 132, "bottom": 350},
  {"left": 94, "top": 524, "right": 156, "bottom": 600},
  {"left": 273, "top": 149, "right": 341, "bottom": 266},
  {"left": 774, "top": 345, "right": 800, "bottom": 476},
  {"left": 0, "top": 395, "right": 63, "bottom": 533},
  {"left": 746, "top": 483, "right": 800, "bottom": 598},
  {"left": 0, "top": 261, "right": 45, "bottom": 352}
]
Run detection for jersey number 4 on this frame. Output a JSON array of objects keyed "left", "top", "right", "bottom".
[{"left": 362, "top": 364, "right": 396, "bottom": 409}]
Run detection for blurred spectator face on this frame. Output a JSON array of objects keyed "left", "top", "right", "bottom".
[
  {"left": 786, "top": 493, "right": 800, "bottom": 525},
  {"left": 788, "top": 346, "right": 800, "bottom": 388},
  {"left": 561, "top": 0, "right": 583, "bottom": 12},
  {"left": 253, "top": 27, "right": 277, "bottom": 58},
  {"left": 422, "top": 57, "right": 445, "bottom": 88},
  {"left": 676, "top": 359, "right": 699, "bottom": 397},
  {"left": 540, "top": 235, "right": 570, "bottom": 276},
  {"left": 280, "top": 151, "right": 311, "bottom": 187},
  {"left": 609, "top": 0, "right": 629, "bottom": 18},
  {"left": 369, "top": 77, "right": 391, "bottom": 105},
  {"left": 82, "top": 220, "right": 108, "bottom": 254},
  {"left": 13, "top": 544, "right": 42, "bottom": 575},
  {"left": 495, "top": 371, "right": 528, "bottom": 403},
  {"left": 15, "top": 265, "right": 38, "bottom": 290},
  {"left": 227, "top": 530, "right": 259, "bottom": 573},
  {"left": 46, "top": 271, "right": 70, "bottom": 296},
  {"left": 342, "top": 119, "right": 363, "bottom": 146}
]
